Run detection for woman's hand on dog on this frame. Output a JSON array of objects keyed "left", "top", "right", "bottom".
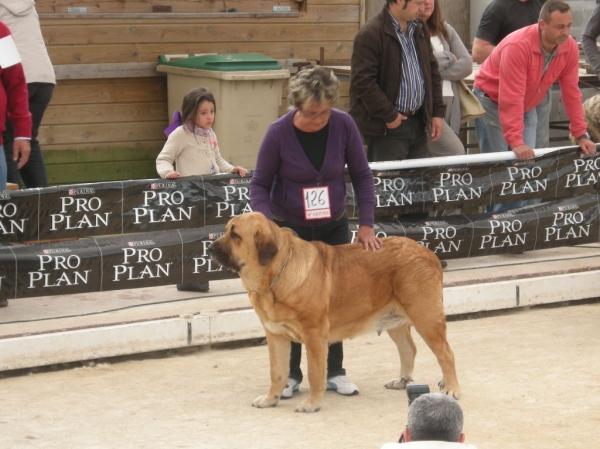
[{"left": 356, "top": 225, "right": 382, "bottom": 251}]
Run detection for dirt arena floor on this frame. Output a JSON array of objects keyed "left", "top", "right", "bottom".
[{"left": 1, "top": 301, "right": 599, "bottom": 449}]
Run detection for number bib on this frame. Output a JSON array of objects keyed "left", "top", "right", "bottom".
[{"left": 303, "top": 186, "right": 331, "bottom": 220}]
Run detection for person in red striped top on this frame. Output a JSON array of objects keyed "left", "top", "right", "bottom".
[{"left": 0, "top": 20, "right": 31, "bottom": 193}]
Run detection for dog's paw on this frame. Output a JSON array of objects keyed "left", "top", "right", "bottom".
[
  {"left": 438, "top": 380, "right": 461, "bottom": 400},
  {"left": 384, "top": 377, "right": 411, "bottom": 390},
  {"left": 252, "top": 395, "right": 279, "bottom": 408},
  {"left": 294, "top": 399, "right": 322, "bottom": 413}
]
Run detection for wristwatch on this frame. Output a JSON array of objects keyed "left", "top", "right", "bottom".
[{"left": 577, "top": 132, "right": 591, "bottom": 142}]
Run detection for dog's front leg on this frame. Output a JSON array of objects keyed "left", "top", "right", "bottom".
[
  {"left": 252, "top": 330, "right": 290, "bottom": 409},
  {"left": 295, "top": 331, "right": 328, "bottom": 413}
]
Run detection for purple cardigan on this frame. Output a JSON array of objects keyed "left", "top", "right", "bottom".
[{"left": 250, "top": 108, "right": 375, "bottom": 227}]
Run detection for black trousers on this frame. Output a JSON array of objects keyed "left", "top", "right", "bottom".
[
  {"left": 364, "top": 111, "right": 428, "bottom": 163},
  {"left": 3, "top": 82, "right": 54, "bottom": 188},
  {"left": 273, "top": 213, "right": 349, "bottom": 382}
]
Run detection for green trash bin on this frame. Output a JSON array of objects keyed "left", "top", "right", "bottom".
[{"left": 157, "top": 54, "right": 290, "bottom": 170}]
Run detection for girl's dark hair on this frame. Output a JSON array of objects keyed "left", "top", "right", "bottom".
[
  {"left": 425, "top": 0, "right": 449, "bottom": 42},
  {"left": 181, "top": 87, "right": 216, "bottom": 127}
]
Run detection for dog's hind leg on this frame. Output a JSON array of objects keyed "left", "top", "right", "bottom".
[
  {"left": 252, "top": 330, "right": 290, "bottom": 409},
  {"left": 409, "top": 314, "right": 460, "bottom": 399},
  {"left": 384, "top": 323, "right": 416, "bottom": 390},
  {"left": 295, "top": 330, "right": 328, "bottom": 413}
]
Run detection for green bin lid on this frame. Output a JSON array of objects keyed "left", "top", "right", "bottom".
[{"left": 157, "top": 53, "right": 282, "bottom": 71}]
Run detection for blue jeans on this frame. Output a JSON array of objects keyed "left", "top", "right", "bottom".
[
  {"left": 0, "top": 144, "right": 6, "bottom": 190},
  {"left": 473, "top": 88, "right": 539, "bottom": 212},
  {"left": 535, "top": 90, "right": 552, "bottom": 149}
]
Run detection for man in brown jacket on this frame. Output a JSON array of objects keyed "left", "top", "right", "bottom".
[{"left": 349, "top": 0, "right": 446, "bottom": 162}]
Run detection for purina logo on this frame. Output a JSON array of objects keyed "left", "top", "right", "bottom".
[
  {"left": 492, "top": 212, "right": 516, "bottom": 219},
  {"left": 42, "top": 248, "right": 72, "bottom": 254},
  {"left": 558, "top": 204, "right": 579, "bottom": 211},
  {"left": 208, "top": 232, "right": 225, "bottom": 239},
  {"left": 127, "top": 240, "right": 156, "bottom": 247},
  {"left": 229, "top": 178, "right": 251, "bottom": 185},
  {"left": 150, "top": 182, "right": 177, "bottom": 189},
  {"left": 514, "top": 160, "right": 535, "bottom": 167},
  {"left": 424, "top": 221, "right": 447, "bottom": 226},
  {"left": 68, "top": 188, "right": 95, "bottom": 195},
  {"left": 445, "top": 167, "right": 468, "bottom": 173},
  {"left": 0, "top": 193, "right": 10, "bottom": 200},
  {"left": 376, "top": 171, "right": 402, "bottom": 176}
]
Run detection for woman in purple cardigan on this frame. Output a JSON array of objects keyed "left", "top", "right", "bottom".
[{"left": 250, "top": 66, "right": 381, "bottom": 399}]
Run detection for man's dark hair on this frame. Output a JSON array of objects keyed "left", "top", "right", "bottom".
[
  {"left": 386, "top": 0, "right": 411, "bottom": 8},
  {"left": 407, "top": 393, "right": 464, "bottom": 442},
  {"left": 539, "top": 0, "right": 571, "bottom": 23}
]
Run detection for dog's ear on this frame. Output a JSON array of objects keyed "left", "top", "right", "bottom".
[{"left": 255, "top": 226, "right": 279, "bottom": 266}]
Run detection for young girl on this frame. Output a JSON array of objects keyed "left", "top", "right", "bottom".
[
  {"left": 156, "top": 87, "right": 247, "bottom": 179},
  {"left": 157, "top": 87, "right": 247, "bottom": 293}
]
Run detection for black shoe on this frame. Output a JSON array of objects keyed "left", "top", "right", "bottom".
[
  {"left": 0, "top": 298, "right": 8, "bottom": 307},
  {"left": 176, "top": 282, "right": 209, "bottom": 292}
]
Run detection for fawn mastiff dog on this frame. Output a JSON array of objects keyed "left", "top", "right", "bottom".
[{"left": 208, "top": 212, "right": 460, "bottom": 413}]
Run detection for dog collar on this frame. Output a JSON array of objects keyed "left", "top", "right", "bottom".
[{"left": 251, "top": 249, "right": 293, "bottom": 296}]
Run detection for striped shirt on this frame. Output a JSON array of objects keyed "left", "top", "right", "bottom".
[{"left": 390, "top": 13, "right": 426, "bottom": 114}]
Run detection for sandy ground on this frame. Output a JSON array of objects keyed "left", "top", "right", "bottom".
[{"left": 1, "top": 301, "right": 600, "bottom": 449}]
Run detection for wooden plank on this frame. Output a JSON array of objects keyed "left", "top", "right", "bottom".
[
  {"left": 42, "top": 141, "right": 165, "bottom": 152},
  {"left": 42, "top": 23, "right": 357, "bottom": 45},
  {"left": 311, "top": 0, "right": 359, "bottom": 4},
  {"left": 43, "top": 102, "right": 167, "bottom": 125},
  {"left": 43, "top": 147, "right": 160, "bottom": 163},
  {"left": 37, "top": 0, "right": 302, "bottom": 14},
  {"left": 46, "top": 42, "right": 353, "bottom": 65},
  {"left": 40, "top": 5, "right": 358, "bottom": 24},
  {"left": 304, "top": 4, "right": 358, "bottom": 22},
  {"left": 51, "top": 78, "right": 167, "bottom": 105},
  {"left": 47, "top": 160, "right": 158, "bottom": 184},
  {"left": 54, "top": 62, "right": 164, "bottom": 80},
  {"left": 38, "top": 121, "right": 166, "bottom": 146},
  {"left": 44, "top": 147, "right": 161, "bottom": 184},
  {"left": 40, "top": 12, "right": 299, "bottom": 19}
]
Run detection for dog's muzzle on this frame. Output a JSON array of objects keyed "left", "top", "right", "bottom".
[{"left": 208, "top": 242, "right": 240, "bottom": 273}]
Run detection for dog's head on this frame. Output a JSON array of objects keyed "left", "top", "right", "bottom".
[{"left": 208, "top": 212, "right": 281, "bottom": 273}]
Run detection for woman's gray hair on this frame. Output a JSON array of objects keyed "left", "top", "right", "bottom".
[
  {"left": 407, "top": 393, "right": 464, "bottom": 442},
  {"left": 287, "top": 66, "right": 339, "bottom": 109}
]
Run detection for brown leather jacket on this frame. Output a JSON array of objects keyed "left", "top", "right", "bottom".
[{"left": 349, "top": 4, "right": 446, "bottom": 137}]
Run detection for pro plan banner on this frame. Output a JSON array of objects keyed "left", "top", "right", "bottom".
[
  {"left": 368, "top": 168, "right": 426, "bottom": 216},
  {"left": 4, "top": 195, "right": 600, "bottom": 300},
  {"left": 202, "top": 175, "right": 253, "bottom": 226},
  {"left": 0, "top": 188, "right": 39, "bottom": 241},
  {"left": 345, "top": 147, "right": 595, "bottom": 220},
  {"left": 2, "top": 147, "right": 600, "bottom": 243},
  {"left": 534, "top": 194, "right": 600, "bottom": 250},
  {"left": 0, "top": 225, "right": 236, "bottom": 301},
  {"left": 402, "top": 215, "right": 475, "bottom": 259},
  {"left": 121, "top": 179, "right": 204, "bottom": 233},
  {"left": 38, "top": 183, "right": 122, "bottom": 240},
  {"left": 1, "top": 239, "right": 102, "bottom": 299},
  {"left": 422, "top": 164, "right": 493, "bottom": 213}
]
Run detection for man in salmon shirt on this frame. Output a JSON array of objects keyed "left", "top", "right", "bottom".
[{"left": 472, "top": 0, "right": 596, "bottom": 212}]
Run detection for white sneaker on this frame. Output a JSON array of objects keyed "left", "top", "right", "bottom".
[
  {"left": 326, "top": 375, "right": 359, "bottom": 395},
  {"left": 281, "top": 378, "right": 300, "bottom": 399}
]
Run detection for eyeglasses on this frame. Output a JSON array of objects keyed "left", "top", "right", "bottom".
[{"left": 299, "top": 105, "right": 332, "bottom": 119}]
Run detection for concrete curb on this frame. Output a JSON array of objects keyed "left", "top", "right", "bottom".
[{"left": 3, "top": 268, "right": 599, "bottom": 372}]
